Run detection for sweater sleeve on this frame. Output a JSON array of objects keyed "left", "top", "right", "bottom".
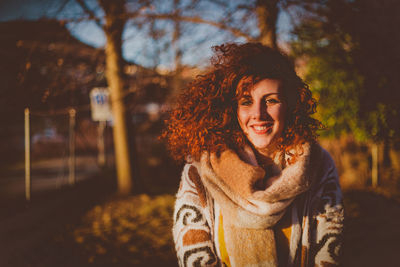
[
  {"left": 172, "top": 164, "right": 219, "bottom": 267},
  {"left": 309, "top": 149, "right": 344, "bottom": 267}
]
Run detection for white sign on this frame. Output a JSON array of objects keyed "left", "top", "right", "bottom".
[{"left": 90, "top": 87, "right": 113, "bottom": 121}]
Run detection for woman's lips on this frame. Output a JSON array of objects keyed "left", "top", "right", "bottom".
[{"left": 250, "top": 123, "right": 273, "bottom": 134}]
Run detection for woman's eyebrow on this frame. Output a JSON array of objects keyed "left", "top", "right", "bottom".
[
  {"left": 264, "top": 93, "right": 283, "bottom": 97},
  {"left": 238, "top": 94, "right": 252, "bottom": 99}
]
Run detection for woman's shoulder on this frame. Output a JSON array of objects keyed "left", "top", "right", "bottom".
[
  {"left": 310, "top": 142, "right": 337, "bottom": 172},
  {"left": 181, "top": 161, "right": 202, "bottom": 182},
  {"left": 319, "top": 145, "right": 338, "bottom": 177},
  {"left": 309, "top": 142, "right": 341, "bottom": 193},
  {"left": 177, "top": 161, "right": 208, "bottom": 208}
]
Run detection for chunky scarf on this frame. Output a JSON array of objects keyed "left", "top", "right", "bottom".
[{"left": 193, "top": 143, "right": 321, "bottom": 267}]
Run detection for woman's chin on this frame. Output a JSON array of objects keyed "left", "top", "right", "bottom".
[{"left": 251, "top": 140, "right": 280, "bottom": 157}]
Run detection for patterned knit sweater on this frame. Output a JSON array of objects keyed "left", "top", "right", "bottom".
[{"left": 173, "top": 148, "right": 344, "bottom": 267}]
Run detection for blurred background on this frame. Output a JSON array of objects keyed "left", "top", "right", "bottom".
[{"left": 0, "top": 0, "right": 399, "bottom": 266}]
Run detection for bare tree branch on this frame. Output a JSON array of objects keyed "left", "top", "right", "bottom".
[
  {"left": 55, "top": 0, "right": 72, "bottom": 16},
  {"left": 60, "top": 1, "right": 256, "bottom": 42},
  {"left": 132, "top": 13, "right": 256, "bottom": 41},
  {"left": 75, "top": 0, "right": 103, "bottom": 28}
]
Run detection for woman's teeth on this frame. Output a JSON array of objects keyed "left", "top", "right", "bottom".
[{"left": 254, "top": 125, "right": 267, "bottom": 131}]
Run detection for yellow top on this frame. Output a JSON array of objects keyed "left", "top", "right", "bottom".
[
  {"left": 275, "top": 211, "right": 292, "bottom": 265},
  {"left": 219, "top": 213, "right": 231, "bottom": 266},
  {"left": 219, "top": 212, "right": 291, "bottom": 267}
]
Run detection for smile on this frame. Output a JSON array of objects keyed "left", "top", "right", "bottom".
[{"left": 250, "top": 123, "right": 273, "bottom": 134}]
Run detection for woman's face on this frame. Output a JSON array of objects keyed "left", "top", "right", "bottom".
[{"left": 237, "top": 78, "right": 286, "bottom": 156}]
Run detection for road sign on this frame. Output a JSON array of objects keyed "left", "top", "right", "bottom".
[{"left": 90, "top": 87, "right": 113, "bottom": 121}]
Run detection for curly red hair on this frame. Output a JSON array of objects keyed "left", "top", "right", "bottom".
[{"left": 162, "top": 43, "right": 322, "bottom": 162}]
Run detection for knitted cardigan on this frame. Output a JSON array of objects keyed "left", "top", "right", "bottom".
[{"left": 172, "top": 147, "right": 344, "bottom": 267}]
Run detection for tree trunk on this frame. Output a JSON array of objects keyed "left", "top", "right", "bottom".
[
  {"left": 99, "top": 0, "right": 133, "bottom": 195},
  {"left": 256, "top": 0, "right": 279, "bottom": 49},
  {"left": 371, "top": 143, "right": 379, "bottom": 187},
  {"left": 171, "top": 0, "right": 183, "bottom": 99}
]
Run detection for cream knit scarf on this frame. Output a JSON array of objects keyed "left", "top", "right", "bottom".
[{"left": 195, "top": 142, "right": 320, "bottom": 267}]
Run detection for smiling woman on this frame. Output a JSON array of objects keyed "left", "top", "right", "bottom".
[
  {"left": 162, "top": 43, "right": 344, "bottom": 267},
  {"left": 236, "top": 78, "right": 286, "bottom": 159}
]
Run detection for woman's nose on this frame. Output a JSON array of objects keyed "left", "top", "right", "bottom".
[
  {"left": 251, "top": 102, "right": 270, "bottom": 120},
  {"left": 250, "top": 103, "right": 260, "bottom": 119}
]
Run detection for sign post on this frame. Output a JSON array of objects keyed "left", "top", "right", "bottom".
[
  {"left": 24, "top": 108, "right": 31, "bottom": 201},
  {"left": 90, "top": 88, "right": 113, "bottom": 167},
  {"left": 69, "top": 108, "right": 76, "bottom": 185}
]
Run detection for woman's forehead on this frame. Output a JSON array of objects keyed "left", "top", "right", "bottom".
[{"left": 236, "top": 76, "right": 281, "bottom": 96}]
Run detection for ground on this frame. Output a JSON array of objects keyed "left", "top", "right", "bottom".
[
  {"left": 1, "top": 174, "right": 399, "bottom": 267},
  {"left": 343, "top": 190, "right": 400, "bottom": 267}
]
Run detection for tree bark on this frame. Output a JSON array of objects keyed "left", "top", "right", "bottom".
[
  {"left": 371, "top": 143, "right": 379, "bottom": 187},
  {"left": 170, "top": 0, "right": 184, "bottom": 99},
  {"left": 256, "top": 0, "right": 279, "bottom": 49},
  {"left": 99, "top": 0, "right": 133, "bottom": 195}
]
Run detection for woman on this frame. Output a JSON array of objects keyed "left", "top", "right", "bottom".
[{"left": 163, "top": 43, "right": 344, "bottom": 267}]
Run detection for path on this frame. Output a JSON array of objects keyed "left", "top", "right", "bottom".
[
  {"left": 0, "top": 155, "right": 100, "bottom": 202},
  {"left": 0, "top": 171, "right": 115, "bottom": 267}
]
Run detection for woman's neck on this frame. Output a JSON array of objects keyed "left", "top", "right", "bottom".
[{"left": 252, "top": 146, "right": 276, "bottom": 167}]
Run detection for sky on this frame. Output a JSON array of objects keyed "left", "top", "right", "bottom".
[{"left": 0, "top": 0, "right": 294, "bottom": 69}]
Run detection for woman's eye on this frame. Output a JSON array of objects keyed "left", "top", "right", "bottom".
[
  {"left": 239, "top": 99, "right": 252, "bottom": 106},
  {"left": 265, "top": 98, "right": 280, "bottom": 105}
]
